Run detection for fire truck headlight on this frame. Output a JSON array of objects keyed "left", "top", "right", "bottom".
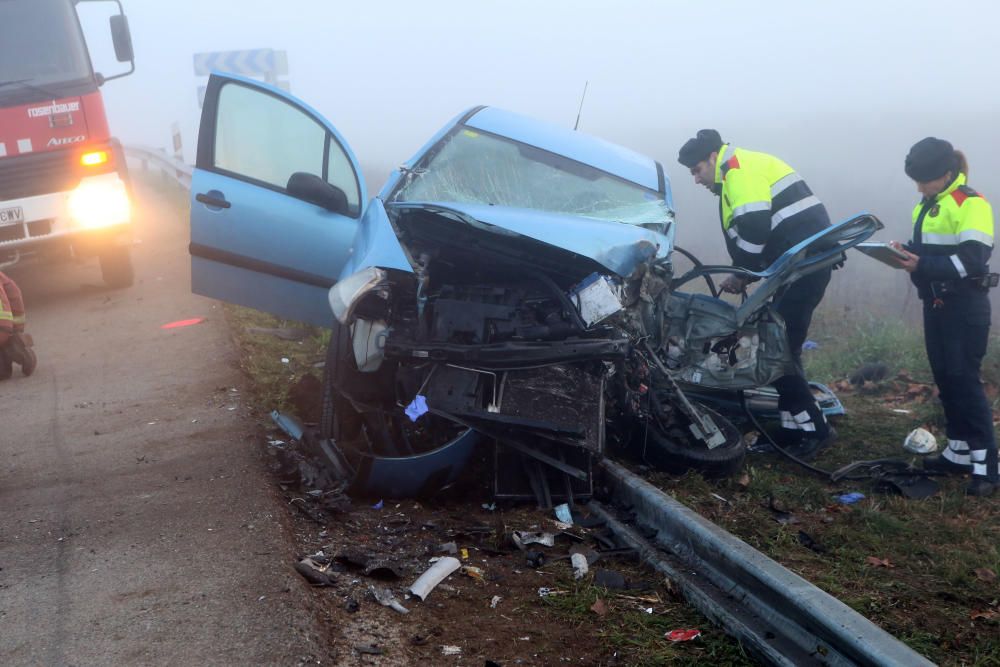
[{"left": 68, "top": 175, "right": 131, "bottom": 229}]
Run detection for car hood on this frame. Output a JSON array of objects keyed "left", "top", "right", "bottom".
[{"left": 384, "top": 200, "right": 673, "bottom": 278}]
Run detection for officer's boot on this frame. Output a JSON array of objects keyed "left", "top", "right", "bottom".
[
  {"left": 967, "top": 446, "right": 998, "bottom": 497},
  {"left": 6, "top": 332, "right": 36, "bottom": 377},
  {"left": 0, "top": 345, "right": 12, "bottom": 381},
  {"left": 784, "top": 403, "right": 836, "bottom": 462}
]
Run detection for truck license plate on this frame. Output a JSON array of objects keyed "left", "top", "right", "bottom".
[{"left": 0, "top": 206, "right": 23, "bottom": 225}]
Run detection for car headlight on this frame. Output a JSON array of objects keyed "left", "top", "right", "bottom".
[
  {"left": 67, "top": 175, "right": 131, "bottom": 230},
  {"left": 328, "top": 267, "right": 389, "bottom": 324}
]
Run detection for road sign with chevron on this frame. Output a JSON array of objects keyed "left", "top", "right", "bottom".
[{"left": 192, "top": 49, "right": 290, "bottom": 107}]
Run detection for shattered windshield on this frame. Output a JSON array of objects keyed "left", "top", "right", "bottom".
[{"left": 392, "top": 128, "right": 672, "bottom": 231}]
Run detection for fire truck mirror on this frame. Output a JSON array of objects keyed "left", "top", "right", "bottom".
[{"left": 109, "top": 14, "right": 134, "bottom": 64}]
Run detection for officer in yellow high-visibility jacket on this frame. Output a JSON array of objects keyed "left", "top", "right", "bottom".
[
  {"left": 678, "top": 129, "right": 834, "bottom": 458},
  {"left": 891, "top": 137, "right": 997, "bottom": 496}
]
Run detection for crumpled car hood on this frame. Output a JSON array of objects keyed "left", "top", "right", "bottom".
[{"left": 385, "top": 200, "right": 673, "bottom": 278}]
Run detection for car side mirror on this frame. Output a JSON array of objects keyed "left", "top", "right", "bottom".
[
  {"left": 287, "top": 172, "right": 350, "bottom": 216},
  {"left": 110, "top": 15, "right": 134, "bottom": 63}
]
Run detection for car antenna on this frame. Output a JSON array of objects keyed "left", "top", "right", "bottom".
[{"left": 573, "top": 81, "right": 589, "bottom": 131}]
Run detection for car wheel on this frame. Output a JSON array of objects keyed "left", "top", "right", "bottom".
[
  {"left": 99, "top": 246, "right": 134, "bottom": 288},
  {"left": 636, "top": 402, "right": 745, "bottom": 477},
  {"left": 319, "top": 321, "right": 364, "bottom": 443}
]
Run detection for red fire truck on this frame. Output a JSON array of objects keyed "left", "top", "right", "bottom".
[{"left": 0, "top": 0, "right": 136, "bottom": 287}]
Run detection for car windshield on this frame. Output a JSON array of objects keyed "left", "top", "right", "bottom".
[
  {"left": 392, "top": 128, "right": 672, "bottom": 230},
  {"left": 0, "top": 0, "right": 92, "bottom": 88}
]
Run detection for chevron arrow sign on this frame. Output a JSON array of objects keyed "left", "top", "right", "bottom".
[{"left": 193, "top": 49, "right": 279, "bottom": 76}]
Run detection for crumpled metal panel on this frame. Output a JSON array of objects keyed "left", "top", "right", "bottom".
[{"left": 387, "top": 201, "right": 673, "bottom": 278}]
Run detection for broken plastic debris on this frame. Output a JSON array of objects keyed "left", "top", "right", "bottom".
[
  {"left": 512, "top": 531, "right": 555, "bottom": 548},
  {"left": 460, "top": 547, "right": 469, "bottom": 560},
  {"left": 571, "top": 552, "right": 589, "bottom": 580},
  {"left": 160, "top": 317, "right": 205, "bottom": 330},
  {"left": 553, "top": 503, "right": 573, "bottom": 524},
  {"left": 280, "top": 357, "right": 290, "bottom": 364},
  {"left": 408, "top": 556, "right": 461, "bottom": 601},
  {"left": 537, "top": 587, "right": 566, "bottom": 598},
  {"left": 462, "top": 565, "right": 485, "bottom": 582},
  {"left": 372, "top": 499, "right": 384, "bottom": 510},
  {"left": 802, "top": 340, "right": 819, "bottom": 351},
  {"left": 404, "top": 394, "right": 429, "bottom": 422},
  {"left": 294, "top": 558, "right": 335, "bottom": 587},
  {"left": 481, "top": 502, "right": 497, "bottom": 511},
  {"left": 837, "top": 492, "right": 866, "bottom": 505},
  {"left": 270, "top": 410, "right": 304, "bottom": 441},
  {"left": 441, "top": 646, "right": 462, "bottom": 656},
  {"left": 490, "top": 595, "right": 502, "bottom": 609},
  {"left": 903, "top": 427, "right": 938, "bottom": 454},
  {"left": 368, "top": 585, "right": 409, "bottom": 614},
  {"left": 666, "top": 629, "right": 701, "bottom": 642}
]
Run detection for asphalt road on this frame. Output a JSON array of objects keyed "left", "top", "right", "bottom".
[{"left": 0, "top": 178, "right": 326, "bottom": 665}]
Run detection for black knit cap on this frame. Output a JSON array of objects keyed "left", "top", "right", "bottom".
[
  {"left": 678, "top": 129, "right": 724, "bottom": 168},
  {"left": 905, "top": 137, "right": 958, "bottom": 182}
]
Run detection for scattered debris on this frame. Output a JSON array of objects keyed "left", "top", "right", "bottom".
[
  {"left": 554, "top": 503, "right": 574, "bottom": 525},
  {"left": 372, "top": 500, "right": 384, "bottom": 510},
  {"left": 404, "top": 394, "right": 429, "bottom": 422},
  {"left": 837, "top": 492, "right": 866, "bottom": 505},
  {"left": 512, "top": 531, "right": 555, "bottom": 548},
  {"left": 160, "top": 317, "right": 205, "bottom": 330},
  {"left": 462, "top": 565, "right": 485, "bottom": 582},
  {"left": 490, "top": 595, "right": 502, "bottom": 609},
  {"left": 409, "top": 556, "right": 461, "bottom": 601},
  {"left": 441, "top": 645, "right": 462, "bottom": 656},
  {"left": 666, "top": 628, "right": 702, "bottom": 642},
  {"left": 590, "top": 598, "right": 608, "bottom": 616},
  {"left": 537, "top": 587, "right": 566, "bottom": 598},
  {"left": 865, "top": 556, "right": 896, "bottom": 569},
  {"left": 344, "top": 597, "right": 360, "bottom": 613},
  {"left": 802, "top": 340, "right": 819, "bottom": 351},
  {"left": 294, "top": 557, "right": 336, "bottom": 587},
  {"left": 875, "top": 475, "right": 939, "bottom": 499},
  {"left": 271, "top": 410, "right": 304, "bottom": 442},
  {"left": 481, "top": 503, "right": 497, "bottom": 511},
  {"left": 438, "top": 541, "right": 458, "bottom": 555},
  {"left": 849, "top": 362, "right": 890, "bottom": 386},
  {"left": 903, "top": 427, "right": 938, "bottom": 454},
  {"left": 797, "top": 530, "right": 825, "bottom": 553},
  {"left": 369, "top": 585, "right": 409, "bottom": 614},
  {"left": 354, "top": 643, "right": 383, "bottom": 656},
  {"left": 571, "top": 552, "right": 589, "bottom": 580}
]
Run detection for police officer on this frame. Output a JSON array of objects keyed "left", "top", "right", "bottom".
[
  {"left": 0, "top": 271, "right": 36, "bottom": 379},
  {"left": 678, "top": 129, "right": 834, "bottom": 457},
  {"left": 891, "top": 138, "right": 997, "bottom": 497}
]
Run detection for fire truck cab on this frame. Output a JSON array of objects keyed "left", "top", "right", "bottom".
[{"left": 0, "top": 0, "right": 136, "bottom": 287}]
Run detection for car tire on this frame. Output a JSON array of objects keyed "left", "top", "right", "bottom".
[
  {"left": 636, "top": 402, "right": 745, "bottom": 478},
  {"left": 100, "top": 246, "right": 134, "bottom": 288},
  {"left": 319, "top": 321, "right": 362, "bottom": 442}
]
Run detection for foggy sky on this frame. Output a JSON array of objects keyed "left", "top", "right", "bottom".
[{"left": 79, "top": 0, "right": 1000, "bottom": 309}]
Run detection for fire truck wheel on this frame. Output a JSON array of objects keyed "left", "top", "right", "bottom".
[{"left": 100, "top": 247, "right": 135, "bottom": 288}]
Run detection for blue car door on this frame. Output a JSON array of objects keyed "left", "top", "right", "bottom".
[{"left": 190, "top": 73, "right": 367, "bottom": 327}]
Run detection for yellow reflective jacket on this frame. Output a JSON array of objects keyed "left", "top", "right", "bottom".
[
  {"left": 910, "top": 172, "right": 993, "bottom": 298},
  {"left": 714, "top": 144, "right": 830, "bottom": 270}
]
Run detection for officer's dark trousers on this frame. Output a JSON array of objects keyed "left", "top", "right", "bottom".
[
  {"left": 924, "top": 292, "right": 999, "bottom": 482},
  {"left": 772, "top": 267, "right": 832, "bottom": 438}
]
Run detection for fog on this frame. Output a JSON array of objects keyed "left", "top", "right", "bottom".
[{"left": 80, "top": 0, "right": 1000, "bottom": 318}]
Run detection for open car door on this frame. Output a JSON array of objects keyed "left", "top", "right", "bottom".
[{"left": 190, "top": 73, "right": 367, "bottom": 327}]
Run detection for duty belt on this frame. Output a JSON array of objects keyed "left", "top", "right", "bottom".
[{"left": 929, "top": 273, "right": 999, "bottom": 307}]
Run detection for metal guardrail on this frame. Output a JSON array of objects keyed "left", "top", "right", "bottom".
[
  {"left": 591, "top": 461, "right": 935, "bottom": 667},
  {"left": 124, "top": 145, "right": 192, "bottom": 189}
]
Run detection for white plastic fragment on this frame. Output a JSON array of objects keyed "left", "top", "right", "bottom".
[
  {"left": 512, "top": 531, "right": 555, "bottom": 548},
  {"left": 904, "top": 427, "right": 937, "bottom": 454},
  {"left": 408, "top": 556, "right": 461, "bottom": 601},
  {"left": 490, "top": 595, "right": 502, "bottom": 609},
  {"left": 571, "top": 552, "right": 589, "bottom": 580},
  {"left": 369, "top": 585, "right": 409, "bottom": 614},
  {"left": 441, "top": 646, "right": 462, "bottom": 656}
]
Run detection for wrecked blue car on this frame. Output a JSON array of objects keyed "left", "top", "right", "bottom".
[{"left": 190, "top": 73, "right": 879, "bottom": 499}]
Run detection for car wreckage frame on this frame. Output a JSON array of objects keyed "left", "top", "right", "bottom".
[
  {"left": 315, "top": 196, "right": 880, "bottom": 503},
  {"left": 189, "top": 75, "right": 881, "bottom": 502}
]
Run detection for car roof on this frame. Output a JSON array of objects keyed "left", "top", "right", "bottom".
[{"left": 464, "top": 106, "right": 661, "bottom": 192}]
